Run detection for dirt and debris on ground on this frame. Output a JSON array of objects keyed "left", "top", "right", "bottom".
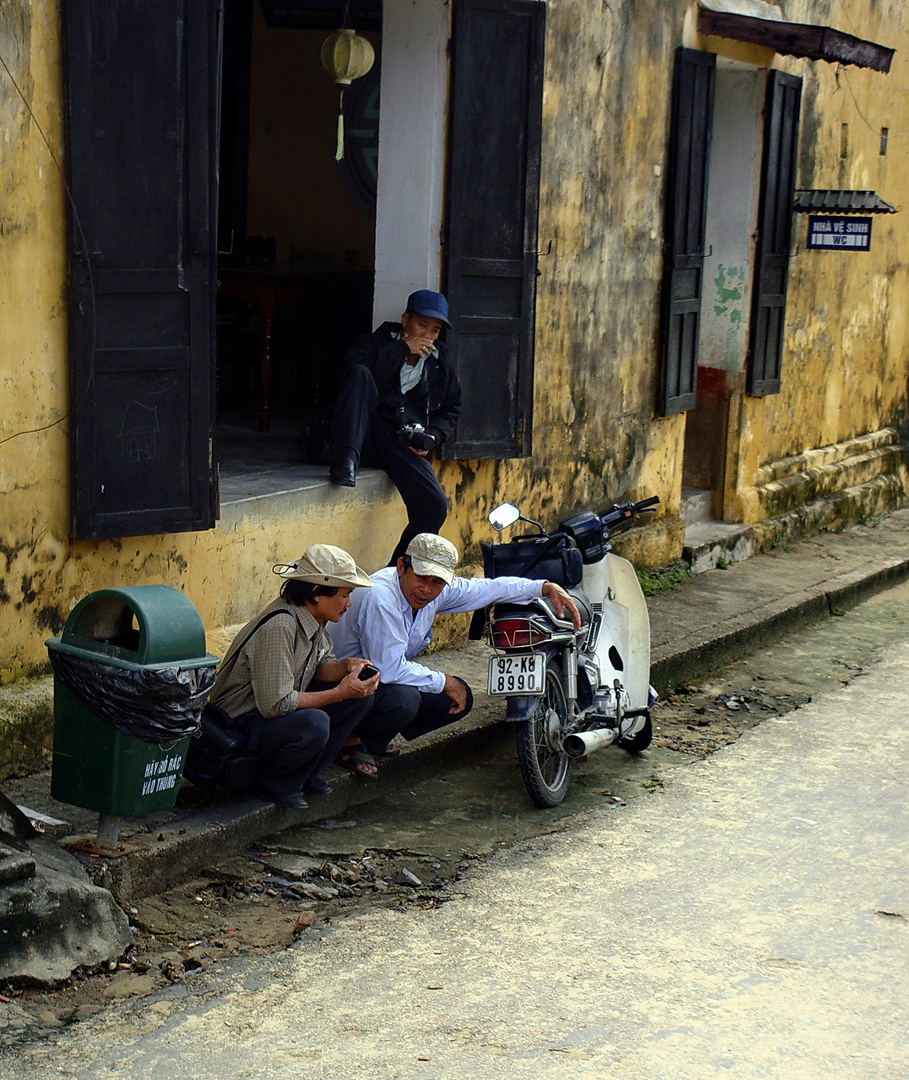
[
  {"left": 0, "top": 843, "right": 479, "bottom": 1035},
  {"left": 0, "top": 679, "right": 794, "bottom": 1035},
  {"left": 651, "top": 680, "right": 811, "bottom": 757},
  {"left": 4, "top": 580, "right": 907, "bottom": 1038}
]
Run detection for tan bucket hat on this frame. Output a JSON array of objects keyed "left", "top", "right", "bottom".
[
  {"left": 405, "top": 533, "right": 459, "bottom": 584},
  {"left": 273, "top": 544, "right": 373, "bottom": 588}
]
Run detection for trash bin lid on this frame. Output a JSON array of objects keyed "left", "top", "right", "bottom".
[{"left": 54, "top": 585, "right": 212, "bottom": 666}]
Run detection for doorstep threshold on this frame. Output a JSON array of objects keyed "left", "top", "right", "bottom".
[
  {"left": 220, "top": 464, "right": 332, "bottom": 506},
  {"left": 218, "top": 465, "right": 393, "bottom": 513}
]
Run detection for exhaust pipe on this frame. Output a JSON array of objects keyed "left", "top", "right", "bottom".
[{"left": 563, "top": 727, "right": 618, "bottom": 758}]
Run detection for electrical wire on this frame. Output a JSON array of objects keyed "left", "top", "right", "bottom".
[
  {"left": 0, "top": 46, "right": 96, "bottom": 447},
  {"left": 838, "top": 65, "right": 909, "bottom": 141},
  {"left": 828, "top": 1, "right": 909, "bottom": 137}
]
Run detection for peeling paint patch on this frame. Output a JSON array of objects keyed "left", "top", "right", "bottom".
[{"left": 712, "top": 264, "right": 744, "bottom": 317}]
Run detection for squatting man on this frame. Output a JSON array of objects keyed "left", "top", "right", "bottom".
[
  {"left": 208, "top": 544, "right": 380, "bottom": 808},
  {"left": 328, "top": 532, "right": 581, "bottom": 773}
]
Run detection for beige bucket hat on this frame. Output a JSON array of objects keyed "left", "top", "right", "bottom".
[{"left": 273, "top": 544, "right": 373, "bottom": 588}]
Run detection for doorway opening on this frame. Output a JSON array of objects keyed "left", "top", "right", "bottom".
[
  {"left": 215, "top": 0, "right": 381, "bottom": 500},
  {"left": 682, "top": 61, "right": 763, "bottom": 522}
]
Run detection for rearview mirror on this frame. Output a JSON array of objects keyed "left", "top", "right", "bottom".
[{"left": 489, "top": 503, "right": 521, "bottom": 532}]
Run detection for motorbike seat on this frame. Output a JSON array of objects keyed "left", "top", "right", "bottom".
[
  {"left": 567, "top": 586, "right": 593, "bottom": 624},
  {"left": 531, "top": 587, "right": 592, "bottom": 626},
  {"left": 480, "top": 588, "right": 592, "bottom": 636}
]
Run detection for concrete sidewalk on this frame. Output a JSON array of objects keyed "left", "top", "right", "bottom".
[{"left": 4, "top": 507, "right": 909, "bottom": 904}]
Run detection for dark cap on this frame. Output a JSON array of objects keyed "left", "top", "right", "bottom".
[{"left": 405, "top": 289, "right": 451, "bottom": 328}]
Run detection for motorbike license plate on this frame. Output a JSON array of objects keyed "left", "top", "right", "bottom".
[{"left": 487, "top": 653, "right": 546, "bottom": 696}]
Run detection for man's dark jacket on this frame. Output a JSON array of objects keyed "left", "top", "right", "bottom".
[{"left": 343, "top": 321, "right": 461, "bottom": 446}]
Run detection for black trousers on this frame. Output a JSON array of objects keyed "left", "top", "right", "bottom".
[
  {"left": 331, "top": 364, "right": 448, "bottom": 564},
  {"left": 355, "top": 678, "right": 474, "bottom": 758},
  {"left": 234, "top": 690, "right": 373, "bottom": 801}
]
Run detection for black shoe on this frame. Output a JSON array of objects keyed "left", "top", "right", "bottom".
[
  {"left": 329, "top": 458, "right": 357, "bottom": 487},
  {"left": 254, "top": 787, "right": 308, "bottom": 810},
  {"left": 303, "top": 777, "right": 333, "bottom": 797}
]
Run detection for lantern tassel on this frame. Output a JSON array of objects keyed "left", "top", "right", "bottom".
[
  {"left": 336, "top": 88, "right": 345, "bottom": 161},
  {"left": 334, "top": 89, "right": 345, "bottom": 159}
]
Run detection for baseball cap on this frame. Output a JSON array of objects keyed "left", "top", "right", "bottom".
[
  {"left": 273, "top": 544, "right": 373, "bottom": 588},
  {"left": 405, "top": 289, "right": 451, "bottom": 328},
  {"left": 405, "top": 533, "right": 459, "bottom": 584}
]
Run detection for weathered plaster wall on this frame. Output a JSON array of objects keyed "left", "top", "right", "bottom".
[
  {"left": 439, "top": 0, "right": 687, "bottom": 569},
  {"left": 1, "top": 0, "right": 71, "bottom": 678},
  {"left": 2, "top": 0, "right": 908, "bottom": 688},
  {"left": 699, "top": 0, "right": 909, "bottom": 520},
  {"left": 436, "top": 0, "right": 909, "bottom": 549}
]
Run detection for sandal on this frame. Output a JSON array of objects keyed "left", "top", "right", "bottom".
[{"left": 335, "top": 744, "right": 378, "bottom": 780}]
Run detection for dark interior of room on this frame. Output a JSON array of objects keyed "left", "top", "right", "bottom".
[{"left": 215, "top": 0, "right": 382, "bottom": 490}]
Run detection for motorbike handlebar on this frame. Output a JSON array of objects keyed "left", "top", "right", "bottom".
[
  {"left": 636, "top": 495, "right": 660, "bottom": 511},
  {"left": 597, "top": 495, "right": 660, "bottom": 535}
]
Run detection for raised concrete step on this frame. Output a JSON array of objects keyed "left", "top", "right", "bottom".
[
  {"left": 684, "top": 477, "right": 907, "bottom": 575},
  {"left": 683, "top": 521, "right": 755, "bottom": 574}
]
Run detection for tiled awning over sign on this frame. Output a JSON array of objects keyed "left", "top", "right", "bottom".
[
  {"left": 698, "top": 1, "right": 894, "bottom": 73},
  {"left": 794, "top": 190, "right": 897, "bottom": 215}
]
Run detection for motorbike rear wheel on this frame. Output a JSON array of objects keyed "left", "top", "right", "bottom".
[{"left": 516, "top": 660, "right": 572, "bottom": 807}]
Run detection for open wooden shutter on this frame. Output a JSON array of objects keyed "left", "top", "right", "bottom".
[
  {"left": 63, "top": 0, "right": 219, "bottom": 540},
  {"left": 444, "top": 0, "right": 545, "bottom": 459},
  {"left": 658, "top": 48, "right": 715, "bottom": 416},
  {"left": 747, "top": 70, "right": 801, "bottom": 397}
]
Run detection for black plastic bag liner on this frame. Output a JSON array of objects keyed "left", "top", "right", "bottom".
[{"left": 49, "top": 650, "right": 217, "bottom": 744}]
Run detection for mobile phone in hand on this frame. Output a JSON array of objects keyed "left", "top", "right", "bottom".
[{"left": 358, "top": 664, "right": 379, "bottom": 681}]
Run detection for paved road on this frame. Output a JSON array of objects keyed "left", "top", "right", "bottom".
[{"left": 9, "top": 632, "right": 908, "bottom": 1078}]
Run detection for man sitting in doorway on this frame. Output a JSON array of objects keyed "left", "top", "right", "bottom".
[
  {"left": 328, "top": 533, "right": 581, "bottom": 764},
  {"left": 328, "top": 290, "right": 461, "bottom": 565}
]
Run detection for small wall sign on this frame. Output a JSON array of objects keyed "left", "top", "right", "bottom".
[{"left": 807, "top": 215, "right": 872, "bottom": 250}]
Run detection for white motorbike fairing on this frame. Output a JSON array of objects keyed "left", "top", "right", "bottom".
[{"left": 581, "top": 554, "right": 651, "bottom": 714}]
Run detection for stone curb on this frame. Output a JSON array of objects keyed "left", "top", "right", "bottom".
[{"left": 651, "top": 550, "right": 909, "bottom": 691}]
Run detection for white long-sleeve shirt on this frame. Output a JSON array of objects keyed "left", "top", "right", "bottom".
[{"left": 329, "top": 566, "right": 547, "bottom": 694}]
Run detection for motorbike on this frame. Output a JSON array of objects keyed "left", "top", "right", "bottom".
[{"left": 473, "top": 496, "right": 660, "bottom": 807}]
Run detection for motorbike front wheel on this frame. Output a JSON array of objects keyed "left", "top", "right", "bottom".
[
  {"left": 516, "top": 660, "right": 572, "bottom": 808},
  {"left": 619, "top": 714, "right": 653, "bottom": 754}
]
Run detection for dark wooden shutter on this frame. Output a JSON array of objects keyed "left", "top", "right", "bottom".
[
  {"left": 444, "top": 0, "right": 545, "bottom": 459},
  {"left": 747, "top": 70, "right": 801, "bottom": 397},
  {"left": 63, "top": 0, "right": 219, "bottom": 540},
  {"left": 658, "top": 48, "right": 715, "bottom": 416}
]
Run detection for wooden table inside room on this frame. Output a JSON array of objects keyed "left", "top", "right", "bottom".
[{"left": 216, "top": 265, "right": 317, "bottom": 432}]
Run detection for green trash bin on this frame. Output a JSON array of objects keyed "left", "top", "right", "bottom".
[{"left": 46, "top": 585, "right": 219, "bottom": 817}]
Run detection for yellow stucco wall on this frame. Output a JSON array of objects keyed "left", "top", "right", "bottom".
[
  {"left": 1, "top": 0, "right": 908, "bottom": 685},
  {"left": 0, "top": 3, "right": 408, "bottom": 683},
  {"left": 439, "top": 0, "right": 909, "bottom": 543},
  {"left": 694, "top": 0, "right": 909, "bottom": 521},
  {"left": 1, "top": 0, "right": 71, "bottom": 678},
  {"left": 438, "top": 0, "right": 689, "bottom": 562}
]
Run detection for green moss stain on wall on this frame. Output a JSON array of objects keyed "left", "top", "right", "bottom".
[
  {"left": 708, "top": 263, "right": 746, "bottom": 371},
  {"left": 712, "top": 264, "right": 743, "bottom": 319}
]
